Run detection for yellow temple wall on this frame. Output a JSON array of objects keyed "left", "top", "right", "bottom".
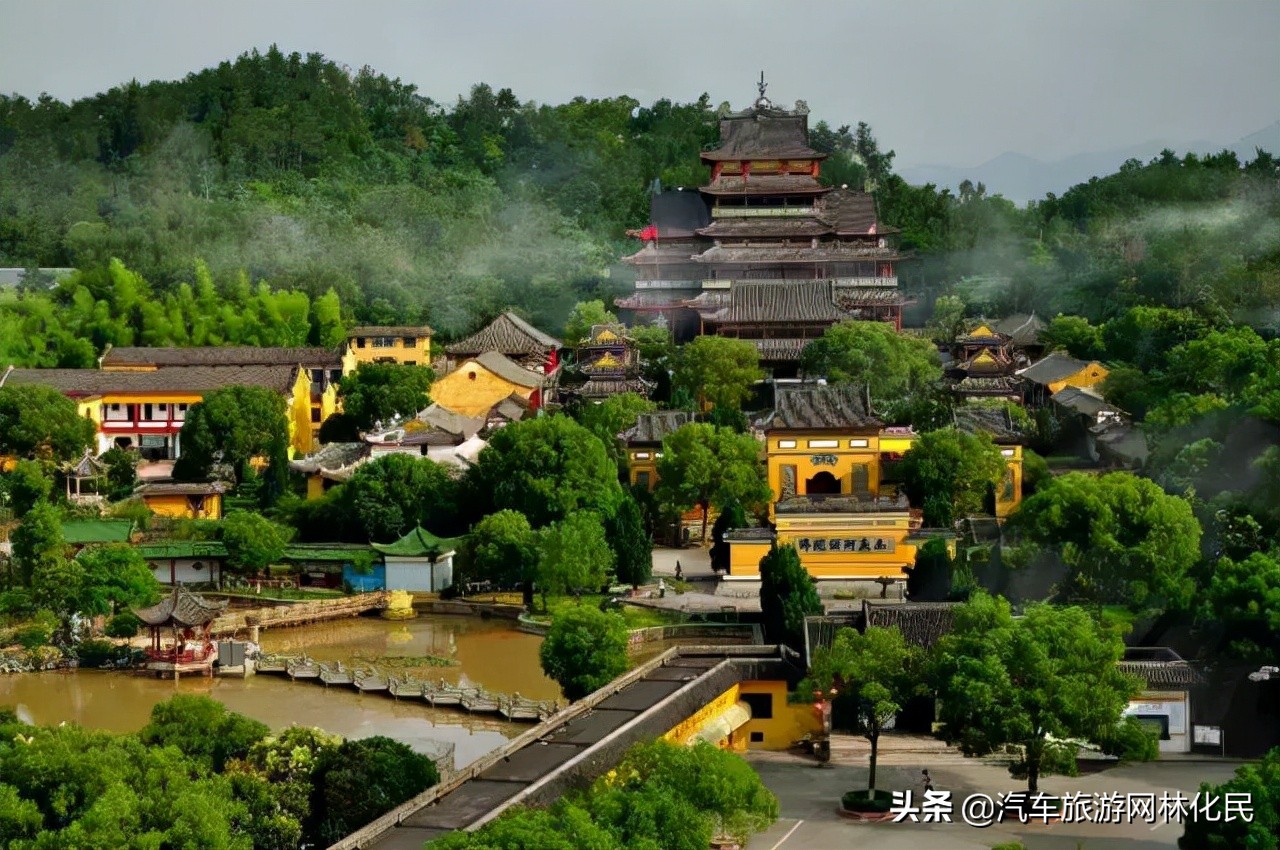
[
  {"left": 739, "top": 680, "right": 822, "bottom": 750},
  {"left": 431, "top": 362, "right": 534, "bottom": 417},
  {"left": 143, "top": 493, "right": 223, "bottom": 520},
  {"left": 663, "top": 682, "right": 816, "bottom": 753},
  {"left": 996, "top": 445, "right": 1024, "bottom": 518},
  {"left": 347, "top": 334, "right": 432, "bottom": 366},
  {"left": 627, "top": 449, "right": 660, "bottom": 490}
]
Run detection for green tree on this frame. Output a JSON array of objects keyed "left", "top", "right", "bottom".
[
  {"left": 575, "top": 391, "right": 655, "bottom": 465},
  {"left": 563, "top": 299, "right": 618, "bottom": 346},
  {"left": 537, "top": 511, "right": 614, "bottom": 606},
  {"left": 655, "top": 422, "right": 770, "bottom": 542},
  {"left": 311, "top": 736, "right": 439, "bottom": 845},
  {"left": 3, "top": 459, "right": 52, "bottom": 515},
  {"left": 673, "top": 336, "right": 763, "bottom": 413},
  {"left": 1040, "top": 315, "right": 1105, "bottom": 359},
  {"left": 100, "top": 447, "right": 138, "bottom": 501},
  {"left": 464, "top": 509, "right": 538, "bottom": 606},
  {"left": 931, "top": 592, "right": 1155, "bottom": 792},
  {"left": 337, "top": 362, "right": 435, "bottom": 430},
  {"left": 0, "top": 384, "right": 96, "bottom": 461},
  {"left": 1198, "top": 551, "right": 1280, "bottom": 662},
  {"left": 10, "top": 499, "right": 65, "bottom": 586},
  {"left": 539, "top": 604, "right": 629, "bottom": 700},
  {"left": 341, "top": 453, "right": 461, "bottom": 541},
  {"left": 758, "top": 544, "right": 822, "bottom": 654},
  {"left": 1010, "top": 471, "right": 1202, "bottom": 611},
  {"left": 800, "top": 320, "right": 942, "bottom": 420},
  {"left": 899, "top": 429, "right": 1006, "bottom": 526},
  {"left": 605, "top": 495, "right": 651, "bottom": 589},
  {"left": 927, "top": 295, "right": 967, "bottom": 345},
  {"left": 1178, "top": 747, "right": 1280, "bottom": 850},
  {"left": 465, "top": 415, "right": 622, "bottom": 528},
  {"left": 172, "top": 385, "right": 289, "bottom": 492},
  {"left": 1101, "top": 306, "right": 1212, "bottom": 372},
  {"left": 75, "top": 543, "right": 161, "bottom": 615},
  {"left": 140, "top": 694, "right": 270, "bottom": 771},
  {"left": 220, "top": 510, "right": 292, "bottom": 574},
  {"left": 709, "top": 500, "right": 748, "bottom": 572},
  {"left": 803, "top": 626, "right": 922, "bottom": 793}
]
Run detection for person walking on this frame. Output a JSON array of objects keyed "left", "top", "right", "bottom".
[{"left": 921, "top": 769, "right": 934, "bottom": 793}]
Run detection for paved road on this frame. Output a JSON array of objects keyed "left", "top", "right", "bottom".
[{"left": 745, "top": 753, "right": 1241, "bottom": 850}]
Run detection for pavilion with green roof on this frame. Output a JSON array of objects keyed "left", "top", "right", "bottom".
[{"left": 371, "top": 526, "right": 461, "bottom": 593}]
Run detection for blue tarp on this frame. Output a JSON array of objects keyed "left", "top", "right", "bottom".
[{"left": 343, "top": 563, "right": 385, "bottom": 592}]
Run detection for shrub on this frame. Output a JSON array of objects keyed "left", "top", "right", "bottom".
[
  {"left": 841, "top": 789, "right": 894, "bottom": 813},
  {"left": 105, "top": 611, "right": 142, "bottom": 638},
  {"left": 76, "top": 638, "right": 117, "bottom": 668}
]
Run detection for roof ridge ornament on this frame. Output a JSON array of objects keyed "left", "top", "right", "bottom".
[{"left": 754, "top": 70, "right": 772, "bottom": 110}]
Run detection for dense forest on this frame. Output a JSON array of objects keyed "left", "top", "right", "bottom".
[{"left": 2, "top": 45, "right": 1277, "bottom": 356}]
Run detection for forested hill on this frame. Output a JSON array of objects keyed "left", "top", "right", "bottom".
[{"left": 1, "top": 46, "right": 1278, "bottom": 362}]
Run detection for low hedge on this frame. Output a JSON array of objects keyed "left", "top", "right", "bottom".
[{"left": 841, "top": 789, "right": 894, "bottom": 813}]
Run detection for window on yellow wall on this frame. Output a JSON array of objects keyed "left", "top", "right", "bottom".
[
  {"left": 778, "top": 440, "right": 797, "bottom": 448},
  {"left": 808, "top": 440, "right": 839, "bottom": 448},
  {"left": 741, "top": 692, "right": 773, "bottom": 719},
  {"left": 849, "top": 439, "right": 868, "bottom": 448}
]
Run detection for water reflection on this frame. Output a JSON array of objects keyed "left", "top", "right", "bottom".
[
  {"left": 0, "top": 616, "right": 558, "bottom": 768},
  {"left": 259, "top": 615, "right": 560, "bottom": 700}
]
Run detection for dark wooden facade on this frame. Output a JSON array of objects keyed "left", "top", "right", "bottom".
[{"left": 617, "top": 89, "right": 907, "bottom": 374}]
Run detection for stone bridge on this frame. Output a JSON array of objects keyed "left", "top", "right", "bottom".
[{"left": 327, "top": 644, "right": 796, "bottom": 850}]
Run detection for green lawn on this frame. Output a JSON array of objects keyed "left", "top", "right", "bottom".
[
  {"left": 213, "top": 587, "right": 346, "bottom": 603},
  {"left": 529, "top": 595, "right": 684, "bottom": 629}
]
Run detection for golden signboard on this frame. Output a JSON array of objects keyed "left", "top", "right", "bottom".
[
  {"left": 786, "top": 160, "right": 813, "bottom": 172},
  {"left": 750, "top": 160, "right": 781, "bottom": 173},
  {"left": 720, "top": 162, "right": 743, "bottom": 175}
]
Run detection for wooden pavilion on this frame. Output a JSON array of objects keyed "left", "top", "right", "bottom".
[{"left": 134, "top": 585, "right": 228, "bottom": 679}]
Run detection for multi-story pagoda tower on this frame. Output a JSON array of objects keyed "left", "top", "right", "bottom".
[{"left": 618, "top": 76, "right": 907, "bottom": 375}]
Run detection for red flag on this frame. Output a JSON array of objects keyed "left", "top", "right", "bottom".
[{"left": 640, "top": 224, "right": 658, "bottom": 242}]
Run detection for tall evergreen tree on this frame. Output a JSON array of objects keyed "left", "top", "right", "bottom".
[
  {"left": 606, "top": 495, "right": 652, "bottom": 589},
  {"left": 758, "top": 544, "right": 822, "bottom": 655}
]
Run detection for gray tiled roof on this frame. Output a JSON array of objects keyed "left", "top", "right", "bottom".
[
  {"left": 1018, "top": 351, "right": 1090, "bottom": 386},
  {"left": 702, "top": 108, "right": 822, "bottom": 162},
  {"left": 289, "top": 442, "right": 371, "bottom": 474},
  {"left": 1052, "top": 386, "right": 1118, "bottom": 418},
  {"left": 992, "top": 313, "right": 1046, "bottom": 347},
  {"left": 953, "top": 403, "right": 1027, "bottom": 442},
  {"left": 623, "top": 411, "right": 693, "bottom": 445},
  {"left": 101, "top": 346, "right": 341, "bottom": 369},
  {"left": 3, "top": 365, "right": 301, "bottom": 395},
  {"left": 445, "top": 312, "right": 561, "bottom": 356},
  {"left": 348, "top": 325, "right": 433, "bottom": 337},
  {"left": 471, "top": 351, "right": 544, "bottom": 389},
  {"left": 136, "top": 480, "right": 230, "bottom": 496},
  {"left": 747, "top": 338, "right": 812, "bottom": 362},
  {"left": 768, "top": 383, "right": 881, "bottom": 430},
  {"left": 864, "top": 601, "right": 959, "bottom": 649},
  {"left": 718, "top": 281, "right": 849, "bottom": 324}
]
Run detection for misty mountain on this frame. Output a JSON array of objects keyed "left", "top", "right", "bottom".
[{"left": 900, "top": 121, "right": 1280, "bottom": 205}]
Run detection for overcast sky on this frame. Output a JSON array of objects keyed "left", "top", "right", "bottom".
[{"left": 1, "top": 0, "right": 1276, "bottom": 168}]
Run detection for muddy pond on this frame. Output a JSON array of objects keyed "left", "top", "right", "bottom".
[{"left": 0, "top": 615, "right": 558, "bottom": 769}]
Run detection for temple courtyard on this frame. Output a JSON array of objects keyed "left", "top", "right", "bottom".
[{"left": 745, "top": 739, "right": 1243, "bottom": 850}]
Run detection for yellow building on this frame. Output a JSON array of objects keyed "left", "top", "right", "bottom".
[
  {"left": 347, "top": 326, "right": 433, "bottom": 367},
  {"left": 136, "top": 481, "right": 227, "bottom": 519},
  {"left": 1018, "top": 351, "right": 1109, "bottom": 400},
  {"left": 431, "top": 352, "right": 545, "bottom": 418},
  {"left": 621, "top": 411, "right": 693, "bottom": 490},
  {"left": 953, "top": 403, "right": 1027, "bottom": 519},
  {"left": 664, "top": 679, "right": 820, "bottom": 752},
  {"left": 1, "top": 363, "right": 333, "bottom": 459},
  {"left": 724, "top": 384, "right": 924, "bottom": 584}
]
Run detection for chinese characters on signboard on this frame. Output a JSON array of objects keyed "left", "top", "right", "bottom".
[{"left": 794, "top": 537, "right": 895, "bottom": 554}]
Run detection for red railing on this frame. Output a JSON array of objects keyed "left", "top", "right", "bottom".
[{"left": 145, "top": 645, "right": 214, "bottom": 664}]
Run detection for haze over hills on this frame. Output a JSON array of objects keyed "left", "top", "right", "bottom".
[{"left": 900, "top": 120, "right": 1280, "bottom": 204}]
